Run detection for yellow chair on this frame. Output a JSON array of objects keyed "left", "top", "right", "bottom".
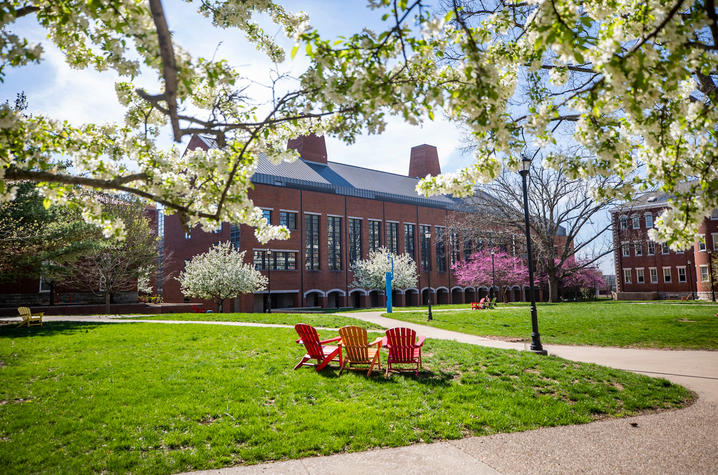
[
  {"left": 17, "top": 307, "right": 43, "bottom": 327},
  {"left": 338, "top": 326, "right": 382, "bottom": 376}
]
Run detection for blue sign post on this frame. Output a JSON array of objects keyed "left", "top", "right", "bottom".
[{"left": 386, "top": 254, "right": 394, "bottom": 313}]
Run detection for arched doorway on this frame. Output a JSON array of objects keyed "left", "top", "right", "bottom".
[
  {"left": 405, "top": 289, "right": 419, "bottom": 307},
  {"left": 451, "top": 287, "right": 463, "bottom": 304},
  {"left": 436, "top": 287, "right": 449, "bottom": 304},
  {"left": 369, "top": 290, "right": 380, "bottom": 307},
  {"left": 327, "top": 290, "right": 344, "bottom": 308},
  {"left": 464, "top": 287, "right": 476, "bottom": 303},
  {"left": 305, "top": 291, "right": 323, "bottom": 307}
]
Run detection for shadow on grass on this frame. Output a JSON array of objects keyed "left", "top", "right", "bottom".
[
  {"left": 0, "top": 321, "right": 126, "bottom": 339},
  {"left": 312, "top": 364, "right": 453, "bottom": 387}
]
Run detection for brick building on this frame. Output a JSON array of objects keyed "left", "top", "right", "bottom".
[
  {"left": 159, "top": 135, "right": 546, "bottom": 312},
  {"left": 611, "top": 191, "right": 718, "bottom": 301}
]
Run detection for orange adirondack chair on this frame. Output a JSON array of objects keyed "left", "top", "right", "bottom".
[
  {"left": 294, "top": 323, "right": 342, "bottom": 371},
  {"left": 338, "top": 326, "right": 382, "bottom": 376},
  {"left": 384, "top": 327, "right": 426, "bottom": 376}
]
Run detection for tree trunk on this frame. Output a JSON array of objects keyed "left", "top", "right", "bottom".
[
  {"left": 217, "top": 299, "right": 223, "bottom": 313},
  {"left": 104, "top": 291, "right": 111, "bottom": 314},
  {"left": 547, "top": 275, "right": 560, "bottom": 303}
]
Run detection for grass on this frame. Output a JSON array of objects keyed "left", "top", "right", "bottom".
[
  {"left": 382, "top": 301, "right": 718, "bottom": 349},
  {"left": 130, "top": 312, "right": 384, "bottom": 330},
  {"left": 0, "top": 321, "right": 691, "bottom": 473}
]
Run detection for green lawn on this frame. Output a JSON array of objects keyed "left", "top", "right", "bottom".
[
  {"left": 130, "top": 312, "right": 383, "bottom": 330},
  {"left": 383, "top": 301, "right": 718, "bottom": 349},
  {"left": 0, "top": 322, "right": 691, "bottom": 473}
]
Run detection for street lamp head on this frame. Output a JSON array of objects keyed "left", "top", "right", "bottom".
[
  {"left": 491, "top": 250, "right": 495, "bottom": 255},
  {"left": 520, "top": 156, "right": 531, "bottom": 174},
  {"left": 424, "top": 232, "right": 431, "bottom": 239}
]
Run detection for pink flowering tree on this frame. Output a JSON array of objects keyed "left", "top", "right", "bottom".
[{"left": 452, "top": 249, "right": 529, "bottom": 301}]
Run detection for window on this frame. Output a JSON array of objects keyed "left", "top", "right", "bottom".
[
  {"left": 676, "top": 248, "right": 684, "bottom": 255},
  {"left": 678, "top": 266, "right": 686, "bottom": 283},
  {"left": 623, "top": 268, "right": 632, "bottom": 284},
  {"left": 348, "top": 218, "right": 362, "bottom": 265},
  {"left": 663, "top": 267, "right": 672, "bottom": 283},
  {"left": 711, "top": 208, "right": 718, "bottom": 220},
  {"left": 404, "top": 224, "right": 415, "bottom": 259},
  {"left": 157, "top": 209, "right": 165, "bottom": 238},
  {"left": 463, "top": 237, "right": 473, "bottom": 260},
  {"left": 647, "top": 241, "right": 655, "bottom": 255},
  {"left": 274, "top": 251, "right": 297, "bottom": 271},
  {"left": 213, "top": 223, "right": 222, "bottom": 233},
  {"left": 450, "top": 231, "right": 460, "bottom": 264},
  {"left": 636, "top": 268, "right": 645, "bottom": 284},
  {"left": 634, "top": 242, "right": 642, "bottom": 256},
  {"left": 661, "top": 243, "right": 669, "bottom": 255},
  {"left": 619, "top": 215, "right": 628, "bottom": 230},
  {"left": 305, "top": 214, "right": 320, "bottom": 271},
  {"left": 254, "top": 250, "right": 297, "bottom": 271},
  {"left": 712, "top": 233, "right": 718, "bottom": 251},
  {"left": 262, "top": 209, "right": 272, "bottom": 224},
  {"left": 622, "top": 242, "right": 630, "bottom": 257},
  {"left": 436, "top": 226, "right": 447, "bottom": 272},
  {"left": 632, "top": 215, "right": 640, "bottom": 229},
  {"left": 39, "top": 276, "right": 51, "bottom": 293},
  {"left": 279, "top": 211, "right": 297, "bottom": 230},
  {"left": 645, "top": 213, "right": 653, "bottom": 228},
  {"left": 328, "top": 216, "right": 342, "bottom": 271},
  {"left": 230, "top": 224, "right": 241, "bottom": 249},
  {"left": 700, "top": 265, "right": 710, "bottom": 282},
  {"left": 420, "top": 225, "right": 431, "bottom": 272},
  {"left": 650, "top": 267, "right": 658, "bottom": 283},
  {"left": 386, "top": 222, "right": 399, "bottom": 254},
  {"left": 185, "top": 230, "right": 191, "bottom": 239},
  {"left": 698, "top": 235, "right": 706, "bottom": 251},
  {"left": 368, "top": 220, "right": 381, "bottom": 252}
]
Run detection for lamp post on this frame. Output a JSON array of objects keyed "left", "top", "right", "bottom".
[
  {"left": 425, "top": 231, "right": 433, "bottom": 321},
  {"left": 519, "top": 157, "right": 547, "bottom": 355},
  {"left": 708, "top": 250, "right": 716, "bottom": 302},
  {"left": 265, "top": 249, "right": 272, "bottom": 313},
  {"left": 491, "top": 250, "right": 496, "bottom": 301}
]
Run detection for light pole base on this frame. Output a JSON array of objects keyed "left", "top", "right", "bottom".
[{"left": 530, "top": 348, "right": 548, "bottom": 356}]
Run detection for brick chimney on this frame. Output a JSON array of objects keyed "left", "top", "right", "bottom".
[
  {"left": 287, "top": 134, "right": 327, "bottom": 164},
  {"left": 409, "top": 144, "right": 441, "bottom": 178}
]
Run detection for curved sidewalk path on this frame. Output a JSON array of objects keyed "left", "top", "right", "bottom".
[{"left": 16, "top": 313, "right": 718, "bottom": 474}]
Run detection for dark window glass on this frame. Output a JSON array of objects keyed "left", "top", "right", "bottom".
[
  {"left": 280, "top": 211, "right": 297, "bottom": 230},
  {"left": 450, "top": 231, "right": 460, "bottom": 265},
  {"left": 328, "top": 216, "right": 342, "bottom": 271},
  {"left": 262, "top": 209, "right": 272, "bottom": 223},
  {"left": 386, "top": 222, "right": 398, "bottom": 254},
  {"left": 230, "top": 224, "right": 241, "bottom": 249},
  {"left": 420, "top": 225, "right": 431, "bottom": 271},
  {"left": 349, "top": 218, "right": 362, "bottom": 265},
  {"left": 254, "top": 250, "right": 267, "bottom": 270},
  {"left": 436, "top": 227, "right": 446, "bottom": 272},
  {"left": 463, "top": 237, "right": 473, "bottom": 260},
  {"left": 305, "top": 214, "right": 320, "bottom": 270},
  {"left": 369, "top": 220, "right": 381, "bottom": 251},
  {"left": 404, "top": 224, "right": 415, "bottom": 259}
]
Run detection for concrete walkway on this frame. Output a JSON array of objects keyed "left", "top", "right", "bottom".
[{"left": 6, "top": 312, "right": 717, "bottom": 473}]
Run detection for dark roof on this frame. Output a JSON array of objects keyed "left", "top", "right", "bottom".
[{"left": 195, "top": 136, "right": 461, "bottom": 210}]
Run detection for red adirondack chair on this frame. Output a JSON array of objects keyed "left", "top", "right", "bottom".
[
  {"left": 294, "top": 323, "right": 343, "bottom": 371},
  {"left": 384, "top": 327, "right": 426, "bottom": 376}
]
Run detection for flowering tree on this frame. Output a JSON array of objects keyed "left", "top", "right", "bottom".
[
  {"left": 177, "top": 242, "right": 267, "bottom": 312},
  {"left": 300, "top": 1, "right": 718, "bottom": 249},
  {"left": 555, "top": 262, "right": 607, "bottom": 299},
  {"left": 1, "top": 1, "right": 423, "bottom": 241},
  {"left": 452, "top": 249, "right": 528, "bottom": 298},
  {"left": 352, "top": 248, "right": 418, "bottom": 291}
]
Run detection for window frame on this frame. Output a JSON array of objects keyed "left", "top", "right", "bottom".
[
  {"left": 304, "top": 213, "right": 320, "bottom": 271},
  {"left": 327, "top": 216, "right": 342, "bottom": 271},
  {"left": 649, "top": 267, "right": 658, "bottom": 283},
  {"left": 663, "top": 266, "right": 672, "bottom": 283},
  {"left": 623, "top": 268, "right": 632, "bottom": 284},
  {"left": 636, "top": 268, "right": 645, "bottom": 284},
  {"left": 677, "top": 266, "right": 687, "bottom": 283},
  {"left": 699, "top": 265, "right": 709, "bottom": 282}
]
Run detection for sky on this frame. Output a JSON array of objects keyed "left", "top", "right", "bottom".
[{"left": 3, "top": 1, "right": 613, "bottom": 274}]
